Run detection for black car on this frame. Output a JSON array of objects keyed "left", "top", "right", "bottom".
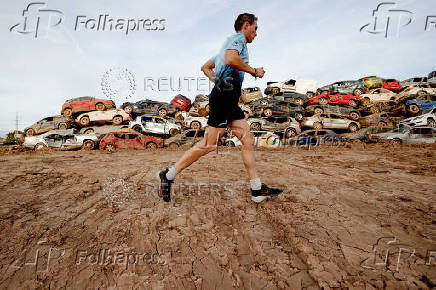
[
  {"left": 249, "top": 96, "right": 305, "bottom": 120},
  {"left": 305, "top": 104, "right": 360, "bottom": 121},
  {"left": 121, "top": 99, "right": 176, "bottom": 118},
  {"left": 317, "top": 80, "right": 366, "bottom": 96}
]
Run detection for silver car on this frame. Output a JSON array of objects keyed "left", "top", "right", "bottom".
[
  {"left": 129, "top": 115, "right": 181, "bottom": 136},
  {"left": 22, "top": 129, "right": 99, "bottom": 150},
  {"left": 247, "top": 117, "right": 301, "bottom": 137},
  {"left": 400, "top": 108, "right": 436, "bottom": 127},
  {"left": 301, "top": 113, "right": 360, "bottom": 132},
  {"left": 371, "top": 126, "right": 436, "bottom": 144}
]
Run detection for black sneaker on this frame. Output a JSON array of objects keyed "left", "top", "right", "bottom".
[
  {"left": 251, "top": 184, "right": 283, "bottom": 203},
  {"left": 156, "top": 168, "right": 173, "bottom": 202}
]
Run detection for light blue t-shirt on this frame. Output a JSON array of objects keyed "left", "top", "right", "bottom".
[{"left": 211, "top": 32, "right": 249, "bottom": 87}]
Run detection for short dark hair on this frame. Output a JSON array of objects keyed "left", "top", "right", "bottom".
[{"left": 234, "top": 13, "right": 257, "bottom": 31}]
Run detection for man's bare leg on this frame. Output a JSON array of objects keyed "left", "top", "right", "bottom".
[
  {"left": 228, "top": 119, "right": 258, "bottom": 180},
  {"left": 174, "top": 126, "right": 226, "bottom": 173}
]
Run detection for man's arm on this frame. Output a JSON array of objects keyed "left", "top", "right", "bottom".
[
  {"left": 225, "top": 50, "right": 264, "bottom": 78},
  {"left": 201, "top": 59, "right": 215, "bottom": 83}
]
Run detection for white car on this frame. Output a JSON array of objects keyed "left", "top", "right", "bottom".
[
  {"left": 129, "top": 115, "right": 181, "bottom": 136},
  {"left": 265, "top": 78, "right": 317, "bottom": 97},
  {"left": 22, "top": 129, "right": 99, "bottom": 150},
  {"left": 184, "top": 116, "right": 208, "bottom": 130},
  {"left": 225, "top": 131, "right": 281, "bottom": 148},
  {"left": 301, "top": 113, "right": 360, "bottom": 132},
  {"left": 400, "top": 108, "right": 436, "bottom": 127},
  {"left": 360, "top": 88, "right": 396, "bottom": 103},
  {"left": 76, "top": 109, "right": 132, "bottom": 127}
]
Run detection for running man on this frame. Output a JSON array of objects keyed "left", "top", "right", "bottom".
[{"left": 157, "top": 13, "right": 283, "bottom": 203}]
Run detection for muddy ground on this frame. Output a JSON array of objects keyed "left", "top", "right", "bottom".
[{"left": 0, "top": 143, "right": 435, "bottom": 289}]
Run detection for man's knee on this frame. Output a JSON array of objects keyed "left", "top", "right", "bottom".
[{"left": 241, "top": 132, "right": 255, "bottom": 149}]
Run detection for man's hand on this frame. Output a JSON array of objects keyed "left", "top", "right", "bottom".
[{"left": 253, "top": 67, "right": 265, "bottom": 78}]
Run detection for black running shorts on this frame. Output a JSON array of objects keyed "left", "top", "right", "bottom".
[{"left": 207, "top": 78, "right": 245, "bottom": 128}]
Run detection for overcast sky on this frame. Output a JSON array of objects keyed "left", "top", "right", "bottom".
[{"left": 1, "top": 0, "right": 435, "bottom": 135}]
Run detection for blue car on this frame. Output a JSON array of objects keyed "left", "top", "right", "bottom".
[{"left": 405, "top": 96, "right": 436, "bottom": 114}]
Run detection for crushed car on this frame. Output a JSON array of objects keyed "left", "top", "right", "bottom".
[
  {"left": 121, "top": 99, "right": 176, "bottom": 118},
  {"left": 359, "top": 88, "right": 397, "bottom": 103},
  {"left": 183, "top": 115, "right": 209, "bottom": 130},
  {"left": 370, "top": 126, "right": 436, "bottom": 144},
  {"left": 264, "top": 78, "right": 317, "bottom": 97},
  {"left": 305, "top": 104, "right": 360, "bottom": 121},
  {"left": 61, "top": 96, "right": 115, "bottom": 117},
  {"left": 226, "top": 131, "right": 282, "bottom": 148},
  {"left": 76, "top": 109, "right": 132, "bottom": 127},
  {"left": 99, "top": 129, "right": 163, "bottom": 151},
  {"left": 301, "top": 113, "right": 360, "bottom": 132},
  {"left": 164, "top": 129, "right": 205, "bottom": 148},
  {"left": 79, "top": 125, "right": 128, "bottom": 135},
  {"left": 24, "top": 115, "right": 74, "bottom": 136},
  {"left": 359, "top": 112, "right": 404, "bottom": 128},
  {"left": 400, "top": 108, "right": 436, "bottom": 127},
  {"left": 247, "top": 117, "right": 301, "bottom": 138},
  {"left": 317, "top": 80, "right": 367, "bottom": 96},
  {"left": 129, "top": 115, "right": 181, "bottom": 136},
  {"left": 241, "top": 87, "right": 263, "bottom": 104},
  {"left": 22, "top": 129, "right": 98, "bottom": 150}
]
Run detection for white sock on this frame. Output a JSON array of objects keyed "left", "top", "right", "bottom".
[
  {"left": 250, "top": 178, "right": 261, "bottom": 190},
  {"left": 166, "top": 166, "right": 178, "bottom": 181}
]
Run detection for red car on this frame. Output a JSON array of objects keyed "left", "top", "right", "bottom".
[
  {"left": 382, "top": 79, "right": 402, "bottom": 91},
  {"left": 62, "top": 96, "right": 115, "bottom": 117},
  {"left": 99, "top": 130, "right": 164, "bottom": 151},
  {"left": 171, "top": 94, "right": 192, "bottom": 112},
  {"left": 309, "top": 92, "right": 360, "bottom": 107}
]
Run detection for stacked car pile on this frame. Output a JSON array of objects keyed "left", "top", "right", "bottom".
[{"left": 20, "top": 71, "right": 436, "bottom": 150}]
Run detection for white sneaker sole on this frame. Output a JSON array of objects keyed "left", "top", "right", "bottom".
[{"left": 251, "top": 195, "right": 268, "bottom": 203}]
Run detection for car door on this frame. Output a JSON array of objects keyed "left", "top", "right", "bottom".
[
  {"left": 320, "top": 114, "right": 332, "bottom": 128},
  {"left": 45, "top": 134, "right": 63, "bottom": 148},
  {"left": 154, "top": 117, "right": 166, "bottom": 133},
  {"left": 114, "top": 133, "right": 127, "bottom": 149},
  {"left": 40, "top": 117, "right": 55, "bottom": 130},
  {"left": 128, "top": 133, "right": 144, "bottom": 149},
  {"left": 330, "top": 114, "right": 347, "bottom": 129}
]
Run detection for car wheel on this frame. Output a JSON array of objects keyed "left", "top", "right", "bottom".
[
  {"left": 168, "top": 142, "right": 179, "bottom": 149},
  {"left": 353, "top": 88, "right": 363, "bottom": 95},
  {"left": 295, "top": 98, "right": 304, "bottom": 106},
  {"left": 349, "top": 112, "right": 360, "bottom": 121},
  {"left": 313, "top": 122, "right": 323, "bottom": 130},
  {"left": 169, "top": 128, "right": 179, "bottom": 137},
  {"left": 349, "top": 99, "right": 358, "bottom": 107},
  {"left": 84, "top": 128, "right": 94, "bottom": 134},
  {"left": 319, "top": 97, "right": 328, "bottom": 105},
  {"left": 285, "top": 128, "right": 297, "bottom": 138},
  {"left": 95, "top": 103, "right": 106, "bottom": 111},
  {"left": 348, "top": 123, "right": 359, "bottom": 132},
  {"left": 105, "top": 144, "right": 115, "bottom": 152},
  {"left": 250, "top": 122, "right": 261, "bottom": 131},
  {"left": 112, "top": 116, "right": 123, "bottom": 125},
  {"left": 79, "top": 116, "right": 90, "bottom": 126},
  {"left": 272, "top": 88, "right": 279, "bottom": 95},
  {"left": 158, "top": 108, "right": 168, "bottom": 118},
  {"left": 132, "top": 125, "right": 142, "bottom": 133},
  {"left": 82, "top": 140, "right": 95, "bottom": 150},
  {"left": 146, "top": 142, "right": 158, "bottom": 149},
  {"left": 427, "top": 118, "right": 436, "bottom": 127},
  {"left": 314, "top": 107, "right": 323, "bottom": 115},
  {"left": 62, "top": 108, "right": 72, "bottom": 117},
  {"left": 34, "top": 143, "right": 47, "bottom": 150},
  {"left": 263, "top": 108, "right": 273, "bottom": 117},
  {"left": 305, "top": 92, "right": 314, "bottom": 99},
  {"left": 408, "top": 104, "right": 420, "bottom": 114},
  {"left": 377, "top": 121, "right": 387, "bottom": 127},
  {"left": 295, "top": 112, "right": 303, "bottom": 121},
  {"left": 226, "top": 141, "right": 235, "bottom": 147},
  {"left": 190, "top": 121, "right": 201, "bottom": 130},
  {"left": 58, "top": 122, "right": 68, "bottom": 130},
  {"left": 260, "top": 99, "right": 269, "bottom": 106},
  {"left": 25, "top": 128, "right": 35, "bottom": 137},
  {"left": 123, "top": 105, "right": 133, "bottom": 114}
]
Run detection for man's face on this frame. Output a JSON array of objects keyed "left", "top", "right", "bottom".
[{"left": 245, "top": 21, "right": 258, "bottom": 43}]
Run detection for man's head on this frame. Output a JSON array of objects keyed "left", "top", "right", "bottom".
[{"left": 234, "top": 13, "right": 257, "bottom": 43}]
